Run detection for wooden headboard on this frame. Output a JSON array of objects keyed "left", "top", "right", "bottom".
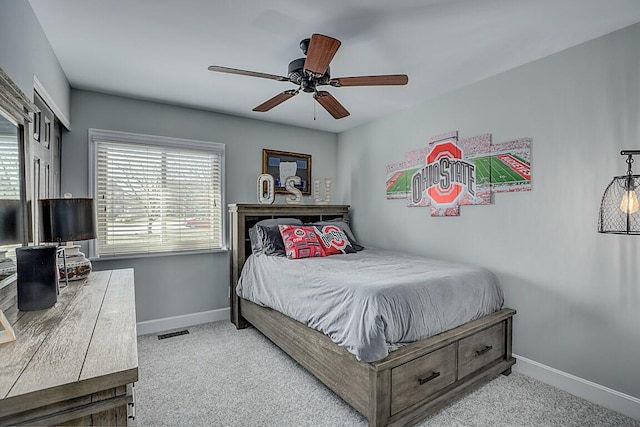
[{"left": 228, "top": 204, "right": 350, "bottom": 328}]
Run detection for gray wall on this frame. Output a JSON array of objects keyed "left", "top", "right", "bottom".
[
  {"left": 336, "top": 23, "right": 640, "bottom": 398},
  {"left": 63, "top": 89, "right": 338, "bottom": 322},
  {"left": 0, "top": 1, "right": 70, "bottom": 120}
]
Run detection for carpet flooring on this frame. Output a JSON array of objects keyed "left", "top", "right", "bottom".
[{"left": 136, "top": 321, "right": 639, "bottom": 427}]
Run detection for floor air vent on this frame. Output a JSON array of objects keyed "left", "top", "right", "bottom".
[{"left": 157, "top": 330, "right": 189, "bottom": 340}]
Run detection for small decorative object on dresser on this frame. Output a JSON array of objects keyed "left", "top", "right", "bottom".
[
  {"left": 0, "top": 309, "right": 16, "bottom": 344},
  {"left": 57, "top": 244, "right": 92, "bottom": 281},
  {"left": 0, "top": 251, "right": 16, "bottom": 281}
]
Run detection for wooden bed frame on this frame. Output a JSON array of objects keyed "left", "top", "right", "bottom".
[{"left": 229, "top": 204, "right": 516, "bottom": 427}]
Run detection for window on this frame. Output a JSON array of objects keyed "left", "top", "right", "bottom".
[
  {"left": 0, "top": 110, "right": 21, "bottom": 267},
  {"left": 0, "top": 123, "right": 20, "bottom": 199},
  {"left": 89, "top": 129, "right": 224, "bottom": 258}
]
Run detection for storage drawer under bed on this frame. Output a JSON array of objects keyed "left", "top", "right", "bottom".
[
  {"left": 458, "top": 322, "right": 506, "bottom": 379},
  {"left": 389, "top": 320, "right": 508, "bottom": 418},
  {"left": 390, "top": 343, "right": 457, "bottom": 415}
]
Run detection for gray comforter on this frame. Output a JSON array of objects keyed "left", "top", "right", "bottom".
[{"left": 237, "top": 248, "right": 503, "bottom": 363}]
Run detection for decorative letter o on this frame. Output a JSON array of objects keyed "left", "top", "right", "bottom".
[{"left": 257, "top": 174, "right": 275, "bottom": 204}]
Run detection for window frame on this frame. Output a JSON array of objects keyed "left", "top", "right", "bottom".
[
  {"left": 88, "top": 128, "right": 226, "bottom": 260},
  {"left": 0, "top": 108, "right": 23, "bottom": 274}
]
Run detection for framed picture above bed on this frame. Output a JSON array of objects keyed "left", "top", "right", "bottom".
[{"left": 262, "top": 149, "right": 311, "bottom": 195}]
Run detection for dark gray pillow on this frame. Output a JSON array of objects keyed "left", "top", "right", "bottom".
[
  {"left": 310, "top": 219, "right": 364, "bottom": 251},
  {"left": 254, "top": 218, "right": 303, "bottom": 227},
  {"left": 249, "top": 218, "right": 302, "bottom": 256}
]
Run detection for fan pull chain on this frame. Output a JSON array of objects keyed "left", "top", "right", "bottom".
[{"left": 313, "top": 98, "right": 316, "bottom": 121}]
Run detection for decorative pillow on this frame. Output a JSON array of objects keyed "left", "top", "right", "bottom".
[
  {"left": 249, "top": 218, "right": 302, "bottom": 256},
  {"left": 249, "top": 225, "right": 286, "bottom": 256},
  {"left": 255, "top": 218, "right": 303, "bottom": 227},
  {"left": 310, "top": 220, "right": 364, "bottom": 251},
  {"left": 313, "top": 225, "right": 356, "bottom": 256},
  {"left": 278, "top": 225, "right": 326, "bottom": 259}
]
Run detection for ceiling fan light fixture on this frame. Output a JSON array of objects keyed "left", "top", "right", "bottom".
[{"left": 208, "top": 33, "right": 408, "bottom": 119}]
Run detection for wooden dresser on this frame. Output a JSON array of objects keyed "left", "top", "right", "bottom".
[{"left": 0, "top": 269, "right": 138, "bottom": 426}]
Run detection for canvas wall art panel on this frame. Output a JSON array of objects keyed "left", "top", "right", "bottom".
[{"left": 385, "top": 131, "right": 532, "bottom": 217}]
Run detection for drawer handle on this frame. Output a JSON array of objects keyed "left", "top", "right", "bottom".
[
  {"left": 418, "top": 371, "right": 440, "bottom": 385},
  {"left": 475, "top": 345, "right": 493, "bottom": 356}
]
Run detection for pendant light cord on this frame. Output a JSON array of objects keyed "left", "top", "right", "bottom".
[{"left": 625, "top": 154, "right": 635, "bottom": 192}]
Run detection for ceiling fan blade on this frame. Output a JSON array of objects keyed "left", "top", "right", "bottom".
[
  {"left": 253, "top": 90, "right": 299, "bottom": 112},
  {"left": 208, "top": 65, "right": 289, "bottom": 82},
  {"left": 304, "top": 34, "right": 341, "bottom": 77},
  {"left": 329, "top": 74, "right": 409, "bottom": 87},
  {"left": 313, "top": 91, "right": 350, "bottom": 119}
]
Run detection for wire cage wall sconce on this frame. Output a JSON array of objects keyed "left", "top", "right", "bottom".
[{"left": 598, "top": 150, "right": 640, "bottom": 235}]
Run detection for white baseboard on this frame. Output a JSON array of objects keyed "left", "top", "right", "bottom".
[
  {"left": 513, "top": 353, "right": 640, "bottom": 421},
  {"left": 136, "top": 307, "right": 230, "bottom": 336}
]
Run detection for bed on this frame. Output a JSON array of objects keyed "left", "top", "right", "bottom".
[{"left": 229, "top": 204, "right": 515, "bottom": 427}]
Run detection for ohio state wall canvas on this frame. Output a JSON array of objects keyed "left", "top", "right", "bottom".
[
  {"left": 385, "top": 161, "right": 410, "bottom": 199},
  {"left": 385, "top": 131, "right": 532, "bottom": 217},
  {"left": 406, "top": 131, "right": 458, "bottom": 209},
  {"left": 490, "top": 138, "right": 532, "bottom": 193}
]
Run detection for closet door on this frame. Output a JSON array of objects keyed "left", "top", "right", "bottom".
[{"left": 28, "top": 92, "right": 60, "bottom": 243}]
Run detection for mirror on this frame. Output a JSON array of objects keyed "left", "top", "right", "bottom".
[
  {"left": 0, "top": 67, "right": 36, "bottom": 309},
  {"left": 0, "top": 110, "right": 21, "bottom": 283}
]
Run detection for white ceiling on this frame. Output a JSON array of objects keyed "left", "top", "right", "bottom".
[{"left": 28, "top": 0, "right": 640, "bottom": 134}]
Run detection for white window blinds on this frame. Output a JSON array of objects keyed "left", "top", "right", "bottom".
[
  {"left": 0, "top": 135, "right": 20, "bottom": 199},
  {"left": 90, "top": 130, "right": 224, "bottom": 257},
  {"left": 0, "top": 121, "right": 21, "bottom": 263}
]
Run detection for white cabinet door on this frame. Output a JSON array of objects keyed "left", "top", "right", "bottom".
[{"left": 27, "top": 92, "right": 60, "bottom": 243}]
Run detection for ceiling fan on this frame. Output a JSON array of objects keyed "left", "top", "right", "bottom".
[{"left": 208, "top": 34, "right": 408, "bottom": 119}]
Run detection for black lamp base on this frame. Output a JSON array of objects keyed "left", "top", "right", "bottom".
[{"left": 16, "top": 246, "right": 58, "bottom": 311}]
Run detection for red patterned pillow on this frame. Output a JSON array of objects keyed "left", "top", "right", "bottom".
[
  {"left": 313, "top": 225, "right": 356, "bottom": 256},
  {"left": 278, "top": 225, "right": 326, "bottom": 259}
]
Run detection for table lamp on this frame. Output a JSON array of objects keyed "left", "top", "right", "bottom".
[{"left": 39, "top": 198, "right": 97, "bottom": 284}]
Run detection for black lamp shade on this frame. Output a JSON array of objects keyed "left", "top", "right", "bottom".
[
  {"left": 0, "top": 199, "right": 22, "bottom": 245},
  {"left": 39, "top": 198, "right": 97, "bottom": 242}
]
